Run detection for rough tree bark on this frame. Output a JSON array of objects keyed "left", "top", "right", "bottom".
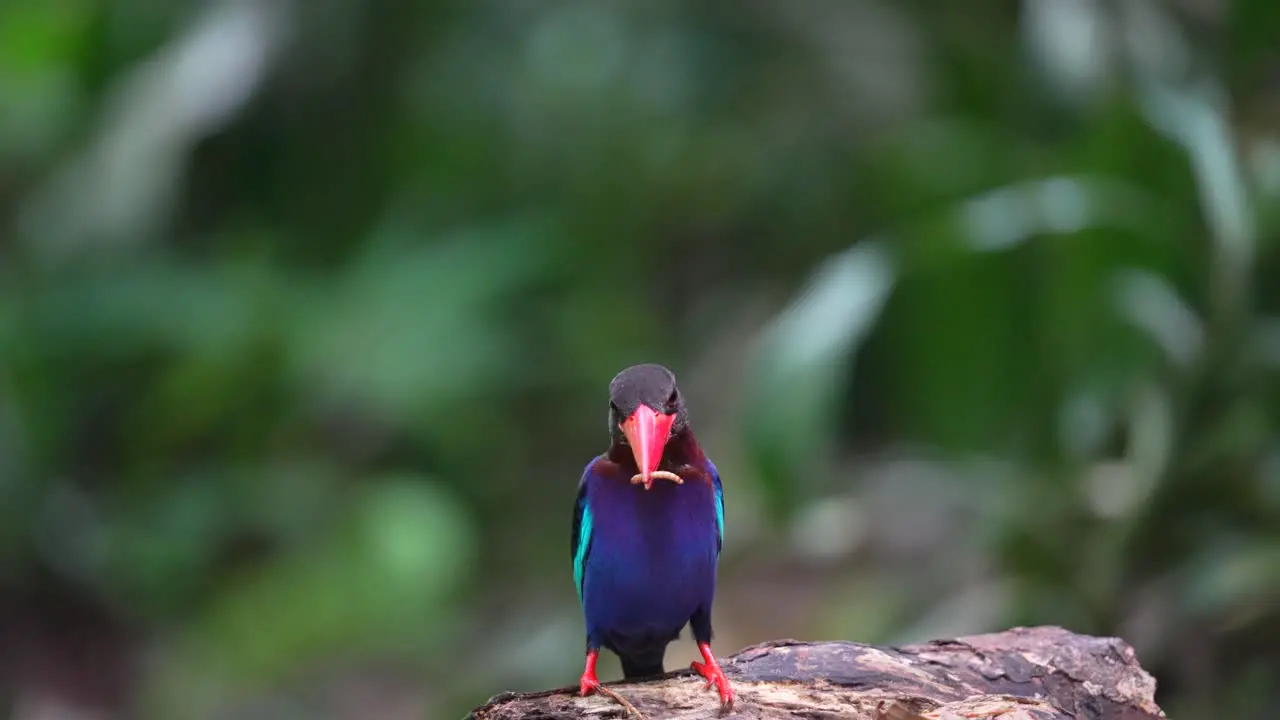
[{"left": 466, "top": 626, "right": 1166, "bottom": 720}]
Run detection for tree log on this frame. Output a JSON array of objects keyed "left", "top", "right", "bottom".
[{"left": 466, "top": 626, "right": 1166, "bottom": 720}]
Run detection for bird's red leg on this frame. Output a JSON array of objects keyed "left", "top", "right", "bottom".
[
  {"left": 578, "top": 649, "right": 601, "bottom": 696},
  {"left": 578, "top": 651, "right": 645, "bottom": 719},
  {"left": 691, "top": 641, "right": 735, "bottom": 711}
]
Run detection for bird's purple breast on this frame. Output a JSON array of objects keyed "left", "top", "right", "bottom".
[{"left": 580, "top": 460, "right": 720, "bottom": 636}]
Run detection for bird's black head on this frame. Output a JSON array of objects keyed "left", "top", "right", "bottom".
[{"left": 607, "top": 363, "right": 690, "bottom": 486}]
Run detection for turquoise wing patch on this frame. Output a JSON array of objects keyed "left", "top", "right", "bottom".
[
  {"left": 573, "top": 503, "right": 592, "bottom": 602},
  {"left": 715, "top": 485, "right": 724, "bottom": 544},
  {"left": 709, "top": 462, "right": 724, "bottom": 553}
]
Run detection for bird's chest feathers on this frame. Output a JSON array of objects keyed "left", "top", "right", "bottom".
[{"left": 588, "top": 477, "right": 719, "bottom": 594}]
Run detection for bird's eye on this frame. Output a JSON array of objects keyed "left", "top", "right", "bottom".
[{"left": 667, "top": 388, "right": 679, "bottom": 410}]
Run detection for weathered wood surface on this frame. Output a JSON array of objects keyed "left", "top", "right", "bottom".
[{"left": 467, "top": 626, "right": 1166, "bottom": 720}]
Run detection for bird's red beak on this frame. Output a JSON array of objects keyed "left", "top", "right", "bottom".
[{"left": 620, "top": 404, "right": 675, "bottom": 490}]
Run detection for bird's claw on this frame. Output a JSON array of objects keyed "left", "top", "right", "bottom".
[
  {"left": 579, "top": 676, "right": 646, "bottom": 719},
  {"left": 578, "top": 656, "right": 601, "bottom": 698},
  {"left": 691, "top": 659, "right": 735, "bottom": 713},
  {"left": 629, "top": 471, "right": 683, "bottom": 490}
]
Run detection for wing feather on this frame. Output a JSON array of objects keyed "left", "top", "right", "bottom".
[
  {"left": 708, "top": 461, "right": 724, "bottom": 554},
  {"left": 570, "top": 471, "right": 592, "bottom": 603}
]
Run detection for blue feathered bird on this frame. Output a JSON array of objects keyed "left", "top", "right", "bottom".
[{"left": 570, "top": 363, "right": 734, "bottom": 710}]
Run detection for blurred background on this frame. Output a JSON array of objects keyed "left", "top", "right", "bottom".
[{"left": 1, "top": 1, "right": 1279, "bottom": 719}]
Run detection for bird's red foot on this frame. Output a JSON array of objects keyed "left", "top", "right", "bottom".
[
  {"left": 578, "top": 649, "right": 601, "bottom": 696},
  {"left": 692, "top": 642, "right": 735, "bottom": 712},
  {"left": 578, "top": 673, "right": 600, "bottom": 697}
]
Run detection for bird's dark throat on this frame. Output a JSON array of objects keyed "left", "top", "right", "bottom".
[{"left": 607, "top": 429, "right": 708, "bottom": 488}]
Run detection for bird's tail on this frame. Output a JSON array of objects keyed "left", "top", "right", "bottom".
[{"left": 619, "top": 649, "right": 665, "bottom": 679}]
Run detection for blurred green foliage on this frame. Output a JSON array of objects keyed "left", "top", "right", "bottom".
[{"left": 2, "top": 2, "right": 1280, "bottom": 719}]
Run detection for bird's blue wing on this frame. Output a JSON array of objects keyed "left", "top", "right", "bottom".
[
  {"left": 570, "top": 471, "right": 592, "bottom": 604},
  {"left": 708, "top": 460, "right": 724, "bottom": 554}
]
